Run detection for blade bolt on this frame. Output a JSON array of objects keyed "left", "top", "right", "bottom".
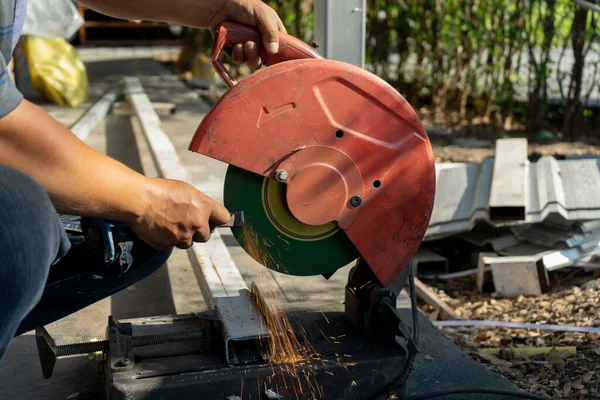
[
  {"left": 275, "top": 170, "right": 289, "bottom": 183},
  {"left": 350, "top": 195, "right": 363, "bottom": 207}
]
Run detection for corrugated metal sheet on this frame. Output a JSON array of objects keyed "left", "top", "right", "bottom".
[{"left": 425, "top": 155, "right": 600, "bottom": 240}]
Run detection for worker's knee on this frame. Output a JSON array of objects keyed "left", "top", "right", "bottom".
[
  {"left": 0, "top": 165, "right": 69, "bottom": 262},
  {"left": 0, "top": 166, "right": 69, "bottom": 323}
]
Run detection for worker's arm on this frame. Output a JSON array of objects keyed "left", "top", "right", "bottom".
[
  {"left": 75, "top": 0, "right": 287, "bottom": 69},
  {"left": 0, "top": 100, "right": 230, "bottom": 250}
]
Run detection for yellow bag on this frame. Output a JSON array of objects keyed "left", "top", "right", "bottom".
[{"left": 24, "top": 36, "right": 88, "bottom": 107}]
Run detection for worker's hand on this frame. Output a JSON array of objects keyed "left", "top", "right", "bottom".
[
  {"left": 129, "top": 178, "right": 231, "bottom": 250},
  {"left": 206, "top": 0, "right": 287, "bottom": 70}
]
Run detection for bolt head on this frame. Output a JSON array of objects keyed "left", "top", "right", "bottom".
[
  {"left": 350, "top": 195, "right": 362, "bottom": 207},
  {"left": 275, "top": 170, "right": 289, "bottom": 183},
  {"left": 115, "top": 357, "right": 131, "bottom": 367}
]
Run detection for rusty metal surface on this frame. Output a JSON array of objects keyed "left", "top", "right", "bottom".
[{"left": 190, "top": 56, "right": 436, "bottom": 286}]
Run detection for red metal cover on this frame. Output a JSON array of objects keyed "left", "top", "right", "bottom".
[{"left": 189, "top": 58, "right": 436, "bottom": 286}]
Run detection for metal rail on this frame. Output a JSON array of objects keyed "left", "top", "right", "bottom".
[
  {"left": 123, "top": 76, "right": 270, "bottom": 365},
  {"left": 70, "top": 86, "right": 121, "bottom": 141}
]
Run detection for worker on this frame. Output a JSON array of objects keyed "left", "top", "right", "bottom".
[{"left": 0, "top": 0, "right": 286, "bottom": 361}]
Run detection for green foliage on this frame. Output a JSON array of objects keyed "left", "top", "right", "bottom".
[{"left": 271, "top": 0, "right": 598, "bottom": 138}]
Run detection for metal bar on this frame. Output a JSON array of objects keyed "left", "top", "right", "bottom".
[
  {"left": 543, "top": 242, "right": 600, "bottom": 271},
  {"left": 419, "top": 267, "right": 489, "bottom": 281},
  {"left": 123, "top": 76, "right": 269, "bottom": 365},
  {"left": 70, "top": 86, "right": 121, "bottom": 141},
  {"left": 434, "top": 319, "right": 600, "bottom": 333},
  {"left": 487, "top": 255, "right": 547, "bottom": 296},
  {"left": 411, "top": 248, "right": 449, "bottom": 276},
  {"left": 413, "top": 278, "right": 461, "bottom": 320},
  {"left": 489, "top": 138, "right": 528, "bottom": 221},
  {"left": 123, "top": 77, "right": 186, "bottom": 181}
]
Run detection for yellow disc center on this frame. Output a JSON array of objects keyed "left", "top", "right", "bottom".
[{"left": 262, "top": 177, "right": 339, "bottom": 241}]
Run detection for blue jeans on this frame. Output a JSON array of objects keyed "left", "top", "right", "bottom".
[{"left": 0, "top": 166, "right": 173, "bottom": 360}]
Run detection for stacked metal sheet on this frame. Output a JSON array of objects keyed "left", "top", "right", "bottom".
[
  {"left": 420, "top": 138, "right": 600, "bottom": 278},
  {"left": 426, "top": 139, "right": 600, "bottom": 238}
]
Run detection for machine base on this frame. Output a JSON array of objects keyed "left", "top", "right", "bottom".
[{"left": 107, "top": 311, "right": 408, "bottom": 400}]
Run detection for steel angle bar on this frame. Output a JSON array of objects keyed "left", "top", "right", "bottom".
[
  {"left": 123, "top": 76, "right": 269, "bottom": 365},
  {"left": 70, "top": 86, "right": 121, "bottom": 141}
]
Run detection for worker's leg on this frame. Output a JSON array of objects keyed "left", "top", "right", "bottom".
[
  {"left": 0, "top": 166, "right": 71, "bottom": 358},
  {"left": 15, "top": 217, "right": 173, "bottom": 336}
]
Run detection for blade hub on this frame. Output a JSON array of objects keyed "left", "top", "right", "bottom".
[
  {"left": 276, "top": 145, "right": 363, "bottom": 230},
  {"left": 263, "top": 175, "right": 338, "bottom": 240},
  {"left": 286, "top": 163, "right": 347, "bottom": 226}
]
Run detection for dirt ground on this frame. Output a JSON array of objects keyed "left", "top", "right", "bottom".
[{"left": 418, "top": 270, "right": 600, "bottom": 400}]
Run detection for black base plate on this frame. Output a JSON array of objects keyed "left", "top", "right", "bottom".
[{"left": 107, "top": 311, "right": 408, "bottom": 400}]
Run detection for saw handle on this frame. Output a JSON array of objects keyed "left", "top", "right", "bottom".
[{"left": 211, "top": 21, "right": 322, "bottom": 88}]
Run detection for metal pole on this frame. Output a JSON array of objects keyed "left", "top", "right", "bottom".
[{"left": 313, "top": 0, "right": 366, "bottom": 68}]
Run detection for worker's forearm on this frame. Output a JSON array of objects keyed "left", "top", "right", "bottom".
[
  {"left": 0, "top": 100, "right": 150, "bottom": 222},
  {"left": 75, "top": 0, "right": 216, "bottom": 29}
]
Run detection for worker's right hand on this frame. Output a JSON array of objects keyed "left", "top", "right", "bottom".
[
  {"left": 129, "top": 178, "right": 231, "bottom": 250},
  {"left": 206, "top": 0, "right": 287, "bottom": 70}
]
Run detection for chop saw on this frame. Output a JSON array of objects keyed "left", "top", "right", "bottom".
[
  {"left": 34, "top": 22, "right": 436, "bottom": 400},
  {"left": 192, "top": 22, "right": 436, "bottom": 284}
]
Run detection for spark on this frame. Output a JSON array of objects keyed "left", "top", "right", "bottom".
[
  {"left": 351, "top": 381, "right": 357, "bottom": 386},
  {"left": 241, "top": 225, "right": 328, "bottom": 397}
]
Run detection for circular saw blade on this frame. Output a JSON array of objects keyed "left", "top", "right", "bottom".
[{"left": 224, "top": 165, "right": 359, "bottom": 276}]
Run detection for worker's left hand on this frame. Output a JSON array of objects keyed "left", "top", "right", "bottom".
[{"left": 206, "top": 0, "right": 287, "bottom": 70}]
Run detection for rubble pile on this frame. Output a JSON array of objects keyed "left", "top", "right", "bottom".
[
  {"left": 418, "top": 275, "right": 600, "bottom": 399},
  {"left": 411, "top": 137, "right": 600, "bottom": 399}
]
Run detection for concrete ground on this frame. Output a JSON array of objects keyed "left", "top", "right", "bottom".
[{"left": 0, "top": 49, "right": 516, "bottom": 400}]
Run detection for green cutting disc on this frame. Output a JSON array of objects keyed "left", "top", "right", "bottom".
[{"left": 224, "top": 165, "right": 359, "bottom": 276}]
